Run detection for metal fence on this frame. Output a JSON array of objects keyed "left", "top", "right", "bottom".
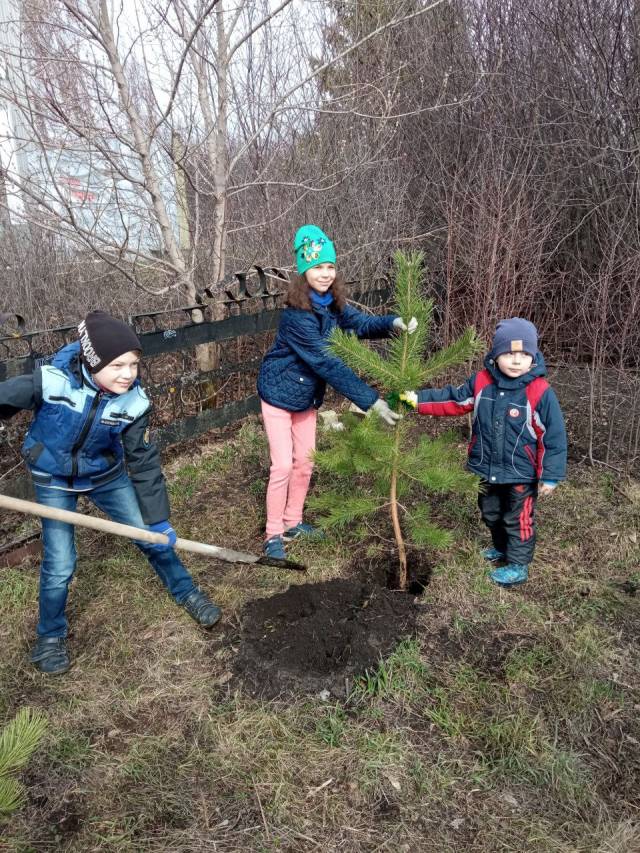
[{"left": 0, "top": 266, "right": 391, "bottom": 499}]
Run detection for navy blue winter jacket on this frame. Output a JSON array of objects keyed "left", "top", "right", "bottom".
[
  {"left": 0, "top": 342, "right": 170, "bottom": 523},
  {"left": 416, "top": 353, "right": 567, "bottom": 484},
  {"left": 258, "top": 303, "right": 397, "bottom": 412}
]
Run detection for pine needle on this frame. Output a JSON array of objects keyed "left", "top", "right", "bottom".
[
  {"left": 420, "top": 327, "right": 482, "bottom": 381},
  {"left": 0, "top": 777, "right": 25, "bottom": 815},
  {"left": 328, "top": 328, "right": 401, "bottom": 390},
  {"left": 0, "top": 708, "right": 48, "bottom": 778},
  {"left": 306, "top": 493, "right": 381, "bottom": 527}
]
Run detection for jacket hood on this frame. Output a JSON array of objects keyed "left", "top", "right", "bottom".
[
  {"left": 50, "top": 341, "right": 83, "bottom": 387},
  {"left": 484, "top": 351, "right": 547, "bottom": 388}
]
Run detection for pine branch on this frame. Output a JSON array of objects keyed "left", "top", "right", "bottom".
[
  {"left": 328, "top": 328, "right": 401, "bottom": 390},
  {"left": 392, "top": 251, "right": 428, "bottom": 322},
  {"left": 409, "top": 433, "right": 464, "bottom": 468},
  {"left": 306, "top": 493, "right": 381, "bottom": 527},
  {"left": 402, "top": 434, "right": 478, "bottom": 496},
  {"left": 406, "top": 504, "right": 454, "bottom": 549},
  {"left": 314, "top": 416, "right": 396, "bottom": 475},
  {"left": 0, "top": 708, "right": 48, "bottom": 778},
  {"left": 408, "top": 465, "right": 475, "bottom": 495},
  {"left": 420, "top": 327, "right": 483, "bottom": 381},
  {"left": 408, "top": 518, "right": 454, "bottom": 549},
  {"left": 0, "top": 777, "right": 25, "bottom": 816},
  {"left": 389, "top": 252, "right": 434, "bottom": 375}
]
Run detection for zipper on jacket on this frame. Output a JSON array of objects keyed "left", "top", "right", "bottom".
[{"left": 70, "top": 391, "right": 103, "bottom": 478}]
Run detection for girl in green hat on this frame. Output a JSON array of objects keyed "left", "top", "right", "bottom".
[{"left": 257, "top": 225, "right": 417, "bottom": 559}]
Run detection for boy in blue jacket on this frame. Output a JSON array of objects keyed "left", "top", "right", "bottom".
[
  {"left": 0, "top": 311, "right": 221, "bottom": 675},
  {"left": 403, "top": 318, "right": 567, "bottom": 586}
]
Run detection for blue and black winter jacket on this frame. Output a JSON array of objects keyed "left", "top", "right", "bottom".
[
  {"left": 416, "top": 353, "right": 567, "bottom": 485},
  {"left": 0, "top": 342, "right": 170, "bottom": 523},
  {"left": 258, "top": 303, "right": 397, "bottom": 412}
]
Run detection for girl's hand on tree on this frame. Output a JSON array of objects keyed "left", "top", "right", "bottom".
[
  {"left": 392, "top": 316, "right": 418, "bottom": 334},
  {"left": 370, "top": 398, "right": 402, "bottom": 426}
]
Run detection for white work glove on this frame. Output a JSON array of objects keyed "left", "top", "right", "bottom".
[
  {"left": 392, "top": 316, "right": 418, "bottom": 334},
  {"left": 370, "top": 398, "right": 402, "bottom": 427}
]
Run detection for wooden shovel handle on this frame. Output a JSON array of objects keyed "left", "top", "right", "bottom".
[
  {"left": 0, "top": 493, "right": 260, "bottom": 564},
  {"left": 0, "top": 491, "right": 312, "bottom": 572},
  {"left": 0, "top": 493, "right": 166, "bottom": 544}
]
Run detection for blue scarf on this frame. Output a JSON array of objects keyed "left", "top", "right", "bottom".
[{"left": 309, "top": 289, "right": 334, "bottom": 308}]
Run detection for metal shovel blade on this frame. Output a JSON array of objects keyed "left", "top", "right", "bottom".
[{"left": 255, "top": 555, "right": 307, "bottom": 571}]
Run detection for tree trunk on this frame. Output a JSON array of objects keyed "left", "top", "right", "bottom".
[{"left": 389, "top": 329, "right": 410, "bottom": 589}]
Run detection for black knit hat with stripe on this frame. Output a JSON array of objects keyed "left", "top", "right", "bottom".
[{"left": 77, "top": 311, "right": 142, "bottom": 373}]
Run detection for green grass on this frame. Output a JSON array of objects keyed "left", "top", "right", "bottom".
[
  {"left": 1, "top": 426, "right": 639, "bottom": 851},
  {"left": 48, "top": 730, "right": 96, "bottom": 771},
  {"left": 0, "top": 568, "right": 38, "bottom": 615}
]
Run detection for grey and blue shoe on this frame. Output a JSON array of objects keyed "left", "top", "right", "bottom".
[
  {"left": 489, "top": 564, "right": 529, "bottom": 587},
  {"left": 182, "top": 589, "right": 222, "bottom": 628},
  {"left": 283, "top": 522, "right": 325, "bottom": 542},
  {"left": 30, "top": 637, "right": 71, "bottom": 675},
  {"left": 263, "top": 535, "right": 287, "bottom": 560}
]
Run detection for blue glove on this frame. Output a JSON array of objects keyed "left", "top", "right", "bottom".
[{"left": 148, "top": 520, "right": 177, "bottom": 551}]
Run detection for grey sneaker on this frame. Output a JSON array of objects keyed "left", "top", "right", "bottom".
[
  {"left": 181, "top": 589, "right": 222, "bottom": 628},
  {"left": 30, "top": 637, "right": 71, "bottom": 675}
]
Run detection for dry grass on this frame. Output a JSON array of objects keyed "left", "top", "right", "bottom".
[{"left": 1, "top": 417, "right": 639, "bottom": 852}]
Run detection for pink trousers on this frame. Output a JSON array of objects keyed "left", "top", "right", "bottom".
[{"left": 261, "top": 400, "right": 317, "bottom": 538}]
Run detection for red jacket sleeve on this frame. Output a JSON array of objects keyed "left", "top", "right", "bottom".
[{"left": 416, "top": 374, "right": 476, "bottom": 417}]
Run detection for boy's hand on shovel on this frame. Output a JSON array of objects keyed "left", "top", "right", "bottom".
[{"left": 147, "top": 521, "right": 177, "bottom": 550}]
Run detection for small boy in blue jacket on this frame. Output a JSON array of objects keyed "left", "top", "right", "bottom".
[{"left": 403, "top": 318, "right": 567, "bottom": 586}]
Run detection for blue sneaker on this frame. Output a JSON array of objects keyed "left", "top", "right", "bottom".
[
  {"left": 263, "top": 535, "right": 287, "bottom": 560},
  {"left": 481, "top": 547, "right": 505, "bottom": 562},
  {"left": 282, "top": 522, "right": 325, "bottom": 542},
  {"left": 489, "top": 564, "right": 529, "bottom": 587}
]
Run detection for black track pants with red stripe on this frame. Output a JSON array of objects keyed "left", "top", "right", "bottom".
[{"left": 478, "top": 481, "right": 538, "bottom": 566}]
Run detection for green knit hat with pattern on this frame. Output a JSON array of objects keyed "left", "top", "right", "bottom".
[{"left": 293, "top": 224, "right": 336, "bottom": 275}]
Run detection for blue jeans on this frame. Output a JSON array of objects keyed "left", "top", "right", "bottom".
[{"left": 34, "top": 473, "right": 197, "bottom": 638}]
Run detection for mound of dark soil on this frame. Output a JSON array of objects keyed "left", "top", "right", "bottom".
[{"left": 231, "top": 578, "right": 420, "bottom": 699}]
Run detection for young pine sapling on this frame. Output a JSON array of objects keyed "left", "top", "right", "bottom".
[{"left": 309, "top": 251, "right": 482, "bottom": 589}]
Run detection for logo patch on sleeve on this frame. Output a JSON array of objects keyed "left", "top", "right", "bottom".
[{"left": 143, "top": 427, "right": 151, "bottom": 446}]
